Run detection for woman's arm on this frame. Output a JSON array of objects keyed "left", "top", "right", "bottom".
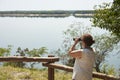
[{"left": 68, "top": 38, "right": 82, "bottom": 58}]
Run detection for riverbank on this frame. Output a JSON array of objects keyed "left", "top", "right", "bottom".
[{"left": 0, "top": 10, "right": 93, "bottom": 18}]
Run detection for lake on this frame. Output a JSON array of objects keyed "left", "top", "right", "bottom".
[
  {"left": 0, "top": 16, "right": 96, "bottom": 52},
  {"left": 0, "top": 16, "right": 119, "bottom": 72}
]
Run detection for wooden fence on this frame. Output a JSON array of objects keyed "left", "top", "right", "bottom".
[{"left": 0, "top": 56, "right": 119, "bottom": 80}]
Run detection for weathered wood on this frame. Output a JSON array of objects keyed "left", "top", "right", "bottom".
[
  {"left": 48, "top": 55, "right": 55, "bottom": 80},
  {"left": 43, "top": 63, "right": 73, "bottom": 72},
  {"left": 48, "top": 67, "right": 54, "bottom": 80},
  {"left": 43, "top": 63, "right": 120, "bottom": 80},
  {"left": 92, "top": 72, "right": 120, "bottom": 80},
  {"left": 0, "top": 56, "right": 59, "bottom": 62}
]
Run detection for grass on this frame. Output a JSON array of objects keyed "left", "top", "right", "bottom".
[
  {"left": 0, "top": 66, "right": 102, "bottom": 80},
  {"left": 0, "top": 66, "right": 72, "bottom": 80}
]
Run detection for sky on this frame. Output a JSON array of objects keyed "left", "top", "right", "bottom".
[{"left": 0, "top": 0, "right": 113, "bottom": 11}]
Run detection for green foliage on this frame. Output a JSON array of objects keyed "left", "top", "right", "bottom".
[
  {"left": 100, "top": 64, "right": 116, "bottom": 76},
  {"left": 27, "top": 47, "right": 48, "bottom": 68},
  {"left": 3, "top": 47, "right": 27, "bottom": 68},
  {"left": 3, "top": 62, "right": 26, "bottom": 68},
  {"left": 92, "top": 0, "right": 120, "bottom": 38},
  {"left": 16, "top": 47, "right": 48, "bottom": 57},
  {"left": 27, "top": 47, "right": 48, "bottom": 57},
  {"left": 0, "top": 45, "right": 12, "bottom": 56},
  {"left": 4, "top": 47, "right": 48, "bottom": 68},
  {"left": 93, "top": 34, "right": 119, "bottom": 72}
]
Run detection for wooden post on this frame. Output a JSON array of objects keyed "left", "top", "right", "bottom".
[{"left": 48, "top": 55, "right": 55, "bottom": 80}]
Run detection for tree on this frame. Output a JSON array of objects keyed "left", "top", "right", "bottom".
[
  {"left": 26, "top": 47, "right": 48, "bottom": 68},
  {"left": 27, "top": 47, "right": 48, "bottom": 57},
  {"left": 0, "top": 45, "right": 12, "bottom": 66},
  {"left": 53, "top": 22, "right": 92, "bottom": 66},
  {"left": 4, "top": 47, "right": 27, "bottom": 68},
  {"left": 92, "top": 0, "right": 120, "bottom": 38},
  {"left": 4, "top": 47, "right": 48, "bottom": 68},
  {"left": 0, "top": 45, "right": 11, "bottom": 56},
  {"left": 100, "top": 63, "right": 116, "bottom": 76},
  {"left": 56, "top": 22, "right": 91, "bottom": 66},
  {"left": 93, "top": 34, "right": 119, "bottom": 72}
]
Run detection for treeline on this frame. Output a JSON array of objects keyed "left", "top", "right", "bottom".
[
  {"left": 0, "top": 10, "right": 94, "bottom": 18},
  {"left": 0, "top": 10, "right": 94, "bottom": 14}
]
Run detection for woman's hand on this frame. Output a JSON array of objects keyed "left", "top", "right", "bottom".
[
  {"left": 68, "top": 38, "right": 80, "bottom": 55},
  {"left": 74, "top": 38, "right": 80, "bottom": 45}
]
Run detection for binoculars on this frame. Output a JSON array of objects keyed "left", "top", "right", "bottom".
[{"left": 73, "top": 38, "right": 81, "bottom": 41}]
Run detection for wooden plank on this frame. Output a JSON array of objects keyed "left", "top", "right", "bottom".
[
  {"left": 43, "top": 63, "right": 73, "bottom": 72},
  {"left": 0, "top": 56, "right": 59, "bottom": 62},
  {"left": 43, "top": 63, "right": 120, "bottom": 80},
  {"left": 92, "top": 72, "right": 119, "bottom": 80},
  {"left": 48, "top": 67, "right": 54, "bottom": 80},
  {"left": 48, "top": 55, "right": 55, "bottom": 80}
]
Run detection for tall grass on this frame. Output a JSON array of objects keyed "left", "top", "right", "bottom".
[{"left": 0, "top": 66, "right": 72, "bottom": 80}]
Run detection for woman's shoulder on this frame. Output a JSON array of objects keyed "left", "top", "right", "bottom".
[{"left": 83, "top": 48, "right": 95, "bottom": 54}]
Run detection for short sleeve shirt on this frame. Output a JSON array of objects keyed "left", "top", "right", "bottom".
[{"left": 72, "top": 48, "right": 95, "bottom": 80}]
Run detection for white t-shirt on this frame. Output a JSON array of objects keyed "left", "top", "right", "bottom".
[{"left": 72, "top": 48, "right": 95, "bottom": 80}]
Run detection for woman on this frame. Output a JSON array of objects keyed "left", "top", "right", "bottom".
[{"left": 68, "top": 34, "right": 95, "bottom": 80}]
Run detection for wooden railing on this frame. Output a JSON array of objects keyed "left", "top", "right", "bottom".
[
  {"left": 0, "top": 56, "right": 59, "bottom": 62},
  {"left": 0, "top": 56, "right": 119, "bottom": 80},
  {"left": 43, "top": 63, "right": 119, "bottom": 80}
]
